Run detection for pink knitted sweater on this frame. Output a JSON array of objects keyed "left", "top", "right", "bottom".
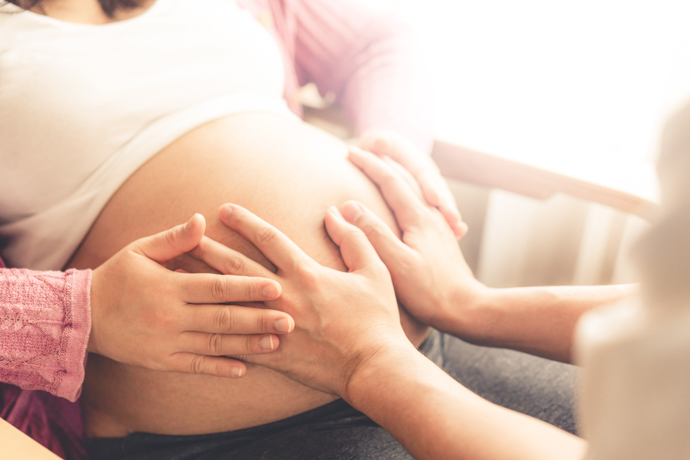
[{"left": 0, "top": 0, "right": 431, "bottom": 456}]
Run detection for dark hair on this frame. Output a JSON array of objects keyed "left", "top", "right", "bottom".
[{"left": 4, "top": 0, "right": 142, "bottom": 18}]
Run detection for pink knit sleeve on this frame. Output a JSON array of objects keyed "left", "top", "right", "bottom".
[
  {"left": 0, "top": 264, "right": 91, "bottom": 402},
  {"left": 291, "top": 0, "right": 434, "bottom": 153}
]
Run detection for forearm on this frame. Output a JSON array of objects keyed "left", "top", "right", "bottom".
[
  {"left": 293, "top": 0, "right": 433, "bottom": 151},
  {"left": 0, "top": 268, "right": 91, "bottom": 401},
  {"left": 346, "top": 343, "right": 586, "bottom": 460},
  {"left": 443, "top": 284, "right": 636, "bottom": 363}
]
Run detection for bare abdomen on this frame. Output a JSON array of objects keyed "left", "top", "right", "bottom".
[{"left": 68, "top": 113, "right": 430, "bottom": 437}]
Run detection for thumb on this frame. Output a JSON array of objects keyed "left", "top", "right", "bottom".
[
  {"left": 132, "top": 213, "right": 206, "bottom": 263},
  {"left": 324, "top": 206, "right": 383, "bottom": 272}
]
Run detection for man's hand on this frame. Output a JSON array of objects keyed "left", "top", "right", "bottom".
[
  {"left": 344, "top": 147, "right": 486, "bottom": 332},
  {"left": 89, "top": 214, "right": 294, "bottom": 378},
  {"left": 359, "top": 130, "right": 468, "bottom": 238},
  {"left": 213, "top": 204, "right": 408, "bottom": 398}
]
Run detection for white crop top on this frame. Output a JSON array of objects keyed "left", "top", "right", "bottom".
[{"left": 0, "top": 0, "right": 294, "bottom": 270}]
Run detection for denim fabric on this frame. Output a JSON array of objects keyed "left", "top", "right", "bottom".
[
  {"left": 439, "top": 334, "right": 578, "bottom": 435},
  {"left": 87, "top": 330, "right": 577, "bottom": 460}
]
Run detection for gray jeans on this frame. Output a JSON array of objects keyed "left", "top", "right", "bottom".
[{"left": 86, "top": 330, "right": 577, "bottom": 460}]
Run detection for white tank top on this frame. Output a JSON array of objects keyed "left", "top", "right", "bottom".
[{"left": 0, "top": 0, "right": 294, "bottom": 270}]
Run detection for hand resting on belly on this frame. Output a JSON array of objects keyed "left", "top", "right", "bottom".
[{"left": 68, "top": 112, "right": 431, "bottom": 437}]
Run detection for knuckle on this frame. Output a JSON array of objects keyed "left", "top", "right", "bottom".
[
  {"left": 295, "top": 263, "right": 318, "bottom": 285},
  {"left": 189, "top": 355, "right": 206, "bottom": 374},
  {"left": 164, "top": 227, "right": 180, "bottom": 248},
  {"left": 224, "top": 255, "right": 245, "bottom": 275},
  {"left": 206, "top": 333, "right": 224, "bottom": 355},
  {"left": 213, "top": 307, "right": 235, "bottom": 331},
  {"left": 380, "top": 170, "right": 400, "bottom": 187},
  {"left": 149, "top": 309, "right": 175, "bottom": 331},
  {"left": 360, "top": 219, "right": 383, "bottom": 238},
  {"left": 255, "top": 225, "right": 277, "bottom": 247},
  {"left": 255, "top": 312, "right": 271, "bottom": 333},
  {"left": 209, "top": 277, "right": 229, "bottom": 302},
  {"left": 244, "top": 335, "right": 255, "bottom": 353},
  {"left": 345, "top": 227, "right": 368, "bottom": 246},
  {"left": 233, "top": 353, "right": 251, "bottom": 363},
  {"left": 244, "top": 280, "right": 260, "bottom": 300}
]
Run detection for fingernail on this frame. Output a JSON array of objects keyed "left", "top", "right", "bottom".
[
  {"left": 231, "top": 366, "right": 243, "bottom": 377},
  {"left": 260, "top": 335, "right": 275, "bottom": 351},
  {"left": 184, "top": 214, "right": 198, "bottom": 231},
  {"left": 457, "top": 221, "right": 469, "bottom": 237},
  {"left": 262, "top": 283, "right": 280, "bottom": 299},
  {"left": 274, "top": 317, "right": 292, "bottom": 333},
  {"left": 219, "top": 205, "right": 232, "bottom": 221},
  {"left": 340, "top": 202, "right": 362, "bottom": 223}
]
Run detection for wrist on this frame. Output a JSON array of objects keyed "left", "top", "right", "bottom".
[
  {"left": 431, "top": 280, "right": 488, "bottom": 337},
  {"left": 342, "top": 336, "right": 416, "bottom": 405}
]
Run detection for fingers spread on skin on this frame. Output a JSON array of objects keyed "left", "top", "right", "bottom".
[
  {"left": 179, "top": 273, "right": 282, "bottom": 304},
  {"left": 324, "top": 206, "right": 383, "bottom": 272},
  {"left": 190, "top": 236, "right": 274, "bottom": 277},
  {"left": 359, "top": 133, "right": 468, "bottom": 236},
  {"left": 364, "top": 133, "right": 429, "bottom": 183},
  {"left": 381, "top": 155, "right": 424, "bottom": 200},
  {"left": 348, "top": 147, "right": 427, "bottom": 229},
  {"left": 438, "top": 201, "right": 468, "bottom": 238},
  {"left": 169, "top": 353, "right": 247, "bottom": 378},
  {"left": 218, "top": 204, "right": 308, "bottom": 272},
  {"left": 338, "top": 201, "right": 413, "bottom": 269},
  {"left": 183, "top": 305, "right": 294, "bottom": 334},
  {"left": 417, "top": 169, "right": 445, "bottom": 207},
  {"left": 181, "top": 331, "right": 280, "bottom": 356},
  {"left": 417, "top": 177, "right": 467, "bottom": 238},
  {"left": 133, "top": 213, "right": 206, "bottom": 263}
]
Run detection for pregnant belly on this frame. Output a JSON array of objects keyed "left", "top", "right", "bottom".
[{"left": 68, "top": 112, "right": 430, "bottom": 437}]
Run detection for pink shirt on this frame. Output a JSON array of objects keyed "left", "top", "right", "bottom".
[{"left": 0, "top": 0, "right": 431, "bottom": 455}]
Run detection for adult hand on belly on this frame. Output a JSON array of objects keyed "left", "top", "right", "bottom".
[
  {"left": 89, "top": 213, "right": 294, "bottom": 378},
  {"left": 359, "top": 131, "right": 468, "bottom": 238},
  {"left": 205, "top": 203, "right": 410, "bottom": 398}
]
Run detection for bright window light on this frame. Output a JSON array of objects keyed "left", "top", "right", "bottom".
[{"left": 365, "top": 0, "right": 690, "bottom": 201}]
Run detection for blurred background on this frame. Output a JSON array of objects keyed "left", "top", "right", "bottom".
[{"left": 306, "top": 0, "right": 690, "bottom": 288}]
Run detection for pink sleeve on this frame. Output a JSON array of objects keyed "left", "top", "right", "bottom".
[
  {"left": 0, "top": 264, "right": 92, "bottom": 402},
  {"left": 292, "top": 0, "right": 434, "bottom": 153}
]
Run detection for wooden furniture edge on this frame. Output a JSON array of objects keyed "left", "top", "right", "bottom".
[
  {"left": 432, "top": 140, "right": 658, "bottom": 220},
  {"left": 0, "top": 418, "right": 61, "bottom": 459}
]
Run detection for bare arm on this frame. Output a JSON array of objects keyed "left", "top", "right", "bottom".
[
  {"left": 447, "top": 284, "right": 634, "bottom": 363},
  {"left": 345, "top": 146, "right": 634, "bottom": 363},
  {"left": 292, "top": 0, "right": 434, "bottom": 151},
  {"left": 215, "top": 203, "right": 586, "bottom": 460},
  {"left": 348, "top": 344, "right": 586, "bottom": 460}
]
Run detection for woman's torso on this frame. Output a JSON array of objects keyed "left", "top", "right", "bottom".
[
  {"left": 2, "top": 0, "right": 431, "bottom": 436},
  {"left": 0, "top": 0, "right": 288, "bottom": 270}
]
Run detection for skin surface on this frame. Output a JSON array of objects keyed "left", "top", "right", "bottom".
[
  {"left": 208, "top": 204, "right": 586, "bottom": 460},
  {"left": 344, "top": 147, "right": 635, "bottom": 363},
  {"left": 221, "top": 152, "right": 595, "bottom": 460},
  {"left": 88, "top": 213, "right": 294, "bottom": 379},
  {"left": 68, "top": 113, "right": 431, "bottom": 437}
]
